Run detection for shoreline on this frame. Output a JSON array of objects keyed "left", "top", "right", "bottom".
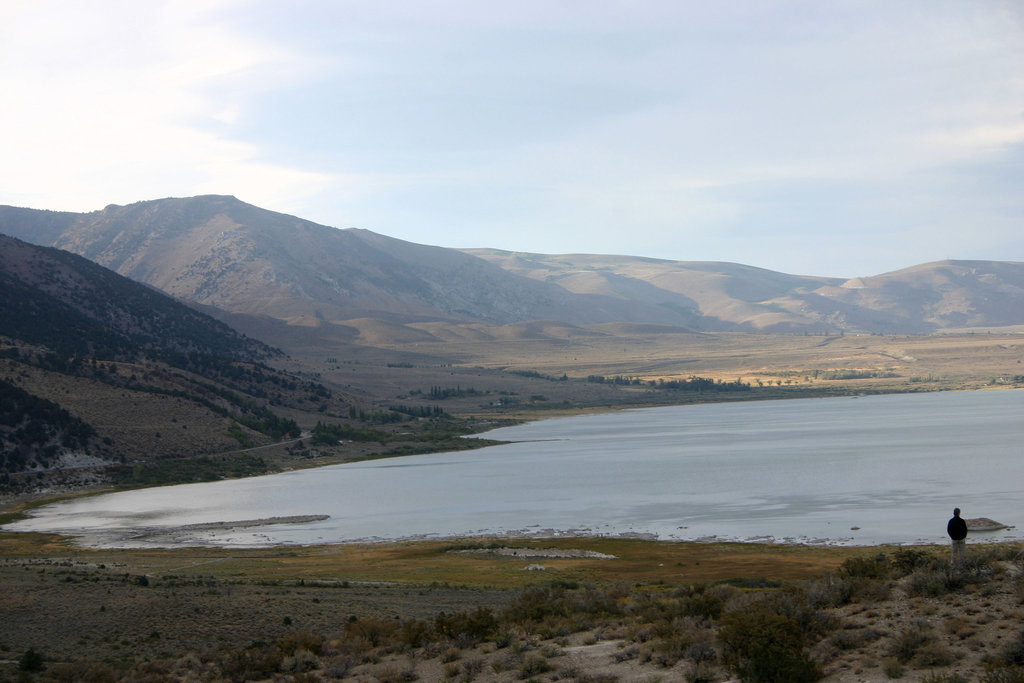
[
  {"left": 4, "top": 386, "right": 1021, "bottom": 550},
  {"left": 8, "top": 516, "right": 1021, "bottom": 552},
  {"left": 5, "top": 385, "right": 1017, "bottom": 516}
]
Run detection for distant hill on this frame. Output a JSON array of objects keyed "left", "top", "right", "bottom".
[
  {"left": 2, "top": 196, "right": 1022, "bottom": 338},
  {"left": 0, "top": 196, "right": 609, "bottom": 327},
  {"left": 466, "top": 251, "right": 1024, "bottom": 334}
]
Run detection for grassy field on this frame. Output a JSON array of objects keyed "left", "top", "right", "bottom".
[
  {"left": 293, "top": 329, "right": 1024, "bottom": 414},
  {"left": 2, "top": 528, "right": 1023, "bottom": 682}
]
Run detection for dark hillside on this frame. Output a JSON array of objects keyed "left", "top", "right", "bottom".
[
  {"left": 0, "top": 377, "right": 104, "bottom": 478},
  {"left": 0, "top": 233, "right": 273, "bottom": 361},
  {"left": 0, "top": 235, "right": 341, "bottom": 493}
]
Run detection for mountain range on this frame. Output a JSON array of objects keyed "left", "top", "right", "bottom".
[{"left": 2, "top": 195, "right": 1023, "bottom": 338}]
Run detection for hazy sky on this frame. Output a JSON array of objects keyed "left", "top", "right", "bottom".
[{"left": 3, "top": 1, "right": 1022, "bottom": 277}]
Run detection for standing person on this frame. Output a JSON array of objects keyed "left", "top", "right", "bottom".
[{"left": 947, "top": 507, "right": 968, "bottom": 568}]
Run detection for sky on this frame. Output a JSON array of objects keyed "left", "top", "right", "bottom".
[{"left": 2, "top": 1, "right": 1022, "bottom": 277}]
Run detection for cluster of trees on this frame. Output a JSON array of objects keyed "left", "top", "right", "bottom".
[
  {"left": 586, "top": 374, "right": 644, "bottom": 385},
  {"left": 509, "top": 369, "right": 568, "bottom": 381},
  {"left": 585, "top": 374, "right": 752, "bottom": 392},
  {"left": 0, "top": 378, "right": 96, "bottom": 473},
  {"left": 388, "top": 404, "right": 447, "bottom": 418},
  {"left": 309, "top": 421, "right": 387, "bottom": 445},
  {"left": 426, "top": 385, "right": 486, "bottom": 400},
  {"left": 654, "top": 376, "right": 751, "bottom": 392},
  {"left": 814, "top": 369, "right": 897, "bottom": 380}
]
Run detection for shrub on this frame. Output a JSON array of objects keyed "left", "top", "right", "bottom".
[
  {"left": 219, "top": 645, "right": 284, "bottom": 681},
  {"left": 503, "top": 583, "right": 626, "bottom": 627},
  {"left": 913, "top": 640, "right": 956, "bottom": 667},
  {"left": 460, "top": 657, "right": 486, "bottom": 680},
  {"left": 685, "top": 661, "right": 717, "bottom": 683},
  {"left": 829, "top": 627, "right": 884, "bottom": 651},
  {"left": 906, "top": 569, "right": 965, "bottom": 597},
  {"left": 613, "top": 645, "right": 639, "bottom": 662},
  {"left": 18, "top": 648, "right": 45, "bottom": 672},
  {"left": 998, "top": 630, "right": 1024, "bottom": 667},
  {"left": 519, "top": 654, "right": 553, "bottom": 678},
  {"left": 45, "top": 661, "right": 118, "bottom": 683},
  {"left": 646, "top": 616, "right": 714, "bottom": 667},
  {"left": 920, "top": 672, "right": 970, "bottom": 683},
  {"left": 891, "top": 548, "right": 932, "bottom": 575},
  {"left": 279, "top": 629, "right": 324, "bottom": 656},
  {"left": 435, "top": 607, "right": 498, "bottom": 646},
  {"left": 982, "top": 664, "right": 1024, "bottom": 683},
  {"left": 372, "top": 664, "right": 419, "bottom": 682},
  {"left": 281, "top": 648, "right": 321, "bottom": 673},
  {"left": 745, "top": 587, "right": 837, "bottom": 639},
  {"left": 807, "top": 574, "right": 890, "bottom": 607},
  {"left": 396, "top": 618, "right": 431, "bottom": 649},
  {"left": 882, "top": 656, "right": 904, "bottom": 678},
  {"left": 840, "top": 553, "right": 891, "bottom": 579},
  {"left": 675, "top": 583, "right": 736, "bottom": 619},
  {"left": 887, "top": 620, "right": 936, "bottom": 663},
  {"left": 345, "top": 617, "right": 398, "bottom": 647},
  {"left": 719, "top": 608, "right": 821, "bottom": 683}
]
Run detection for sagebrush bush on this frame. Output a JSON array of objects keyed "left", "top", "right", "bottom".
[
  {"left": 45, "top": 661, "right": 119, "bottom": 683},
  {"left": 519, "top": 653, "right": 553, "bottom": 677},
  {"left": 279, "top": 629, "right": 324, "bottom": 656},
  {"left": 998, "top": 630, "right": 1024, "bottom": 667},
  {"left": 829, "top": 626, "right": 884, "bottom": 651},
  {"left": 981, "top": 663, "right": 1024, "bottom": 683},
  {"left": 672, "top": 583, "right": 738, "bottom": 619},
  {"left": 503, "top": 583, "right": 627, "bottom": 626},
  {"left": 281, "top": 647, "right": 320, "bottom": 673},
  {"left": 719, "top": 607, "right": 821, "bottom": 683},
  {"left": 890, "top": 548, "right": 933, "bottom": 575},
  {"left": 840, "top": 553, "right": 892, "bottom": 580},
  {"left": 887, "top": 620, "right": 937, "bottom": 663},
  {"left": 345, "top": 616, "right": 399, "bottom": 647},
  {"left": 906, "top": 568, "right": 965, "bottom": 597},
  {"left": 882, "top": 656, "right": 904, "bottom": 679},
  {"left": 920, "top": 672, "right": 970, "bottom": 683},
  {"left": 435, "top": 606, "right": 498, "bottom": 646}
]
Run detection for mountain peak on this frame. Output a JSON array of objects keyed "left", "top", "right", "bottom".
[{"left": 1, "top": 196, "right": 1022, "bottom": 334}]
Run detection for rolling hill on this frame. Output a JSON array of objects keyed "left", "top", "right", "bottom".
[{"left": 2, "top": 196, "right": 1022, "bottom": 340}]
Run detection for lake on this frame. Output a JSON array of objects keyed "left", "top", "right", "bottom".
[{"left": 6, "top": 389, "right": 1023, "bottom": 547}]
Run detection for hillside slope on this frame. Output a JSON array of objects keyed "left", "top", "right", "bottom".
[
  {"left": 0, "top": 235, "right": 336, "bottom": 492},
  {"left": 1, "top": 196, "right": 679, "bottom": 328},
  {"left": 0, "top": 232, "right": 273, "bottom": 360},
  {"left": 467, "top": 250, "right": 1024, "bottom": 334},
  {"left": 2, "top": 196, "right": 1022, "bottom": 335}
]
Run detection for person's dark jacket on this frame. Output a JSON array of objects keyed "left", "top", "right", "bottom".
[{"left": 947, "top": 515, "right": 968, "bottom": 541}]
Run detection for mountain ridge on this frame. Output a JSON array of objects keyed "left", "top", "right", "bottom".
[{"left": 2, "top": 195, "right": 1022, "bottom": 336}]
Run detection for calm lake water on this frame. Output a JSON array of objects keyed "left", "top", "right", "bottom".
[{"left": 7, "top": 389, "right": 1023, "bottom": 547}]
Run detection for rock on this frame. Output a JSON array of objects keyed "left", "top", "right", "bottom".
[{"left": 966, "top": 517, "right": 1013, "bottom": 531}]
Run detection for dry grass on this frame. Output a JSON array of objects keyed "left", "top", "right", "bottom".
[
  {"left": 0, "top": 533, "right": 848, "bottom": 588},
  {"left": 2, "top": 536, "right": 1023, "bottom": 682},
  {"left": 294, "top": 329, "right": 1024, "bottom": 415}
]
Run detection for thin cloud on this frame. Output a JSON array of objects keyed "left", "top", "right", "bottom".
[
  {"left": 0, "top": 0, "right": 333, "bottom": 210},
  {"left": 1, "top": 0, "right": 1020, "bottom": 276}
]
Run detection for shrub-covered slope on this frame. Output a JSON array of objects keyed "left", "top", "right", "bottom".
[{"left": 0, "top": 234, "right": 337, "bottom": 492}]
